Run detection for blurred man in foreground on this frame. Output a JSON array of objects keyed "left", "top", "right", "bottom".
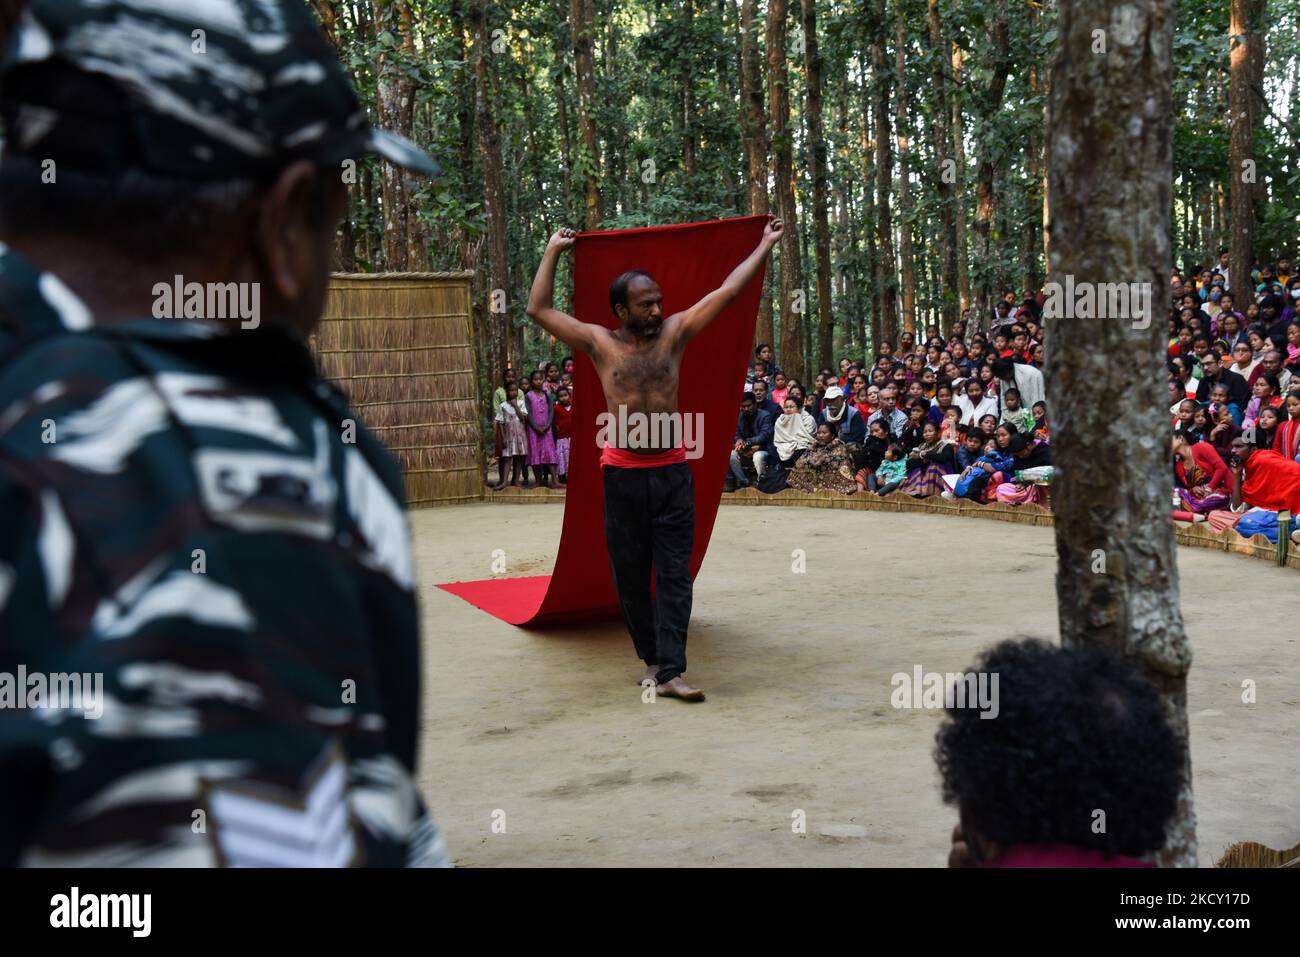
[{"left": 0, "top": 0, "right": 446, "bottom": 866}]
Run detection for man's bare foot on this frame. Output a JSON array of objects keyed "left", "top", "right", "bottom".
[
  {"left": 636, "top": 665, "right": 658, "bottom": 686},
  {"left": 656, "top": 676, "right": 705, "bottom": 701}
]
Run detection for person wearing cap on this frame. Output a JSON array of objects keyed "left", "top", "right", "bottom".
[
  {"left": 817, "top": 383, "right": 866, "bottom": 447},
  {"left": 0, "top": 0, "right": 446, "bottom": 867}
]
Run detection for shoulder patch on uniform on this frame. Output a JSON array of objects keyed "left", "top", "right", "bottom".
[{"left": 201, "top": 742, "right": 361, "bottom": 867}]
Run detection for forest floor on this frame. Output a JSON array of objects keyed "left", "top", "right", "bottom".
[{"left": 413, "top": 503, "right": 1299, "bottom": 867}]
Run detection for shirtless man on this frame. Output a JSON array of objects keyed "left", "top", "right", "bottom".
[{"left": 525, "top": 217, "right": 783, "bottom": 701}]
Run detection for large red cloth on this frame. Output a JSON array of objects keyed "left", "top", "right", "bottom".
[
  {"left": 438, "top": 216, "right": 768, "bottom": 625},
  {"left": 1241, "top": 449, "right": 1300, "bottom": 515}
]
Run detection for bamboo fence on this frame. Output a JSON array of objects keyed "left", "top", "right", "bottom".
[
  {"left": 312, "top": 272, "right": 481, "bottom": 507},
  {"left": 486, "top": 485, "right": 1300, "bottom": 570}
]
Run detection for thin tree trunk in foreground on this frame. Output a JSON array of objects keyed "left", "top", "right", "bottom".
[{"left": 1047, "top": 0, "right": 1195, "bottom": 868}]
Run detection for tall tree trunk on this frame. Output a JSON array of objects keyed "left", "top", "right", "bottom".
[
  {"left": 682, "top": 0, "right": 697, "bottom": 179},
  {"left": 472, "top": 0, "right": 511, "bottom": 382},
  {"left": 1048, "top": 0, "right": 1195, "bottom": 868},
  {"left": 1229, "top": 0, "right": 1256, "bottom": 295},
  {"left": 717, "top": 0, "right": 739, "bottom": 209},
  {"left": 969, "top": 2, "right": 1010, "bottom": 331},
  {"left": 896, "top": 11, "right": 917, "bottom": 336},
  {"left": 375, "top": 0, "right": 418, "bottom": 270},
  {"left": 740, "top": 0, "right": 773, "bottom": 347},
  {"left": 861, "top": 62, "right": 881, "bottom": 353},
  {"left": 1022, "top": 15, "right": 1042, "bottom": 294},
  {"left": 802, "top": 0, "right": 835, "bottom": 370},
  {"left": 926, "top": 0, "right": 959, "bottom": 334},
  {"left": 1246, "top": 0, "right": 1266, "bottom": 215},
  {"left": 313, "top": 1, "right": 356, "bottom": 272},
  {"left": 572, "top": 0, "right": 603, "bottom": 228},
  {"left": 951, "top": 33, "right": 970, "bottom": 315},
  {"left": 453, "top": 1, "right": 477, "bottom": 202},
  {"left": 872, "top": 0, "right": 898, "bottom": 346},
  {"left": 767, "top": 0, "right": 804, "bottom": 381}
]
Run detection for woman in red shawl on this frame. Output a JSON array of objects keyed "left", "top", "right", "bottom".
[
  {"left": 1229, "top": 437, "right": 1300, "bottom": 515},
  {"left": 1171, "top": 432, "right": 1231, "bottom": 513},
  {"left": 1272, "top": 392, "right": 1300, "bottom": 463}
]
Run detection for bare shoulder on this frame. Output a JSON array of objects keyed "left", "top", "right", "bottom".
[{"left": 661, "top": 312, "right": 692, "bottom": 348}]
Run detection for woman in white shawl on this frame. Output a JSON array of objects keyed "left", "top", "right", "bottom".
[{"left": 774, "top": 396, "right": 817, "bottom": 468}]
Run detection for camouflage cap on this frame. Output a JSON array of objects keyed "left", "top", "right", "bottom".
[{"left": 0, "top": 0, "right": 439, "bottom": 179}]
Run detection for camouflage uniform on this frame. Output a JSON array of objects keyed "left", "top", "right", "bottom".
[{"left": 0, "top": 0, "right": 445, "bottom": 866}]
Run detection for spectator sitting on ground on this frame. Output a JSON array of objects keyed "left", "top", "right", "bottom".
[
  {"left": 899, "top": 400, "right": 929, "bottom": 453},
  {"left": 853, "top": 418, "right": 892, "bottom": 490},
  {"left": 869, "top": 442, "right": 908, "bottom": 496},
  {"left": 938, "top": 639, "right": 1181, "bottom": 868},
  {"left": 818, "top": 384, "right": 867, "bottom": 449},
  {"left": 1229, "top": 436, "right": 1300, "bottom": 516},
  {"left": 867, "top": 385, "right": 908, "bottom": 439},
  {"left": 785, "top": 422, "right": 858, "bottom": 495},
  {"left": 751, "top": 377, "right": 782, "bottom": 419},
  {"left": 993, "top": 432, "right": 1053, "bottom": 505},
  {"left": 729, "top": 391, "right": 774, "bottom": 489},
  {"left": 999, "top": 387, "right": 1035, "bottom": 436},
  {"left": 774, "top": 396, "right": 817, "bottom": 469},
  {"left": 955, "top": 377, "right": 998, "bottom": 427},
  {"left": 1195, "top": 349, "right": 1250, "bottom": 408}
]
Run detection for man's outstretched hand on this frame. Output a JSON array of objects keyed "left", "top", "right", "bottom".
[
  {"left": 762, "top": 216, "right": 785, "bottom": 247},
  {"left": 548, "top": 227, "right": 578, "bottom": 253}
]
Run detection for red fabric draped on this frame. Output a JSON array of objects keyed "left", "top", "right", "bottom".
[
  {"left": 438, "top": 216, "right": 768, "bottom": 625},
  {"left": 1241, "top": 449, "right": 1300, "bottom": 515},
  {"left": 1274, "top": 420, "right": 1300, "bottom": 462}
]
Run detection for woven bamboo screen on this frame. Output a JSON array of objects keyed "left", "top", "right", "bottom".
[{"left": 312, "top": 272, "right": 482, "bottom": 507}]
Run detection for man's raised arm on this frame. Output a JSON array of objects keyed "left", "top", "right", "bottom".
[
  {"left": 525, "top": 228, "right": 600, "bottom": 355},
  {"left": 672, "top": 216, "right": 784, "bottom": 343}
]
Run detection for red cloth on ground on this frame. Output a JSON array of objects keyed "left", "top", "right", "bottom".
[
  {"left": 438, "top": 216, "right": 768, "bottom": 625},
  {"left": 1241, "top": 449, "right": 1300, "bottom": 514}
]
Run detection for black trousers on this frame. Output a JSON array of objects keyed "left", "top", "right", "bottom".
[{"left": 602, "top": 462, "right": 695, "bottom": 684}]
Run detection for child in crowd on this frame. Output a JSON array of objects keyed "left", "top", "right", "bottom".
[
  {"left": 940, "top": 406, "right": 962, "bottom": 444},
  {"left": 771, "top": 371, "right": 789, "bottom": 407},
  {"left": 872, "top": 443, "right": 908, "bottom": 496},
  {"left": 854, "top": 418, "right": 892, "bottom": 490},
  {"left": 1208, "top": 382, "right": 1241, "bottom": 426},
  {"left": 553, "top": 386, "right": 573, "bottom": 484},
  {"left": 524, "top": 370, "right": 559, "bottom": 488},
  {"left": 1031, "top": 401, "right": 1050, "bottom": 441},
  {"left": 1256, "top": 405, "right": 1281, "bottom": 451},
  {"left": 493, "top": 382, "right": 529, "bottom": 490},
  {"left": 999, "top": 387, "right": 1035, "bottom": 435},
  {"left": 954, "top": 427, "right": 986, "bottom": 471}
]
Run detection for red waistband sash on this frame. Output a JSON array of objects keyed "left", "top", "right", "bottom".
[{"left": 600, "top": 444, "right": 688, "bottom": 468}]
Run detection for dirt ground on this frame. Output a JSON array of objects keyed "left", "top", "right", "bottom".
[{"left": 412, "top": 502, "right": 1299, "bottom": 867}]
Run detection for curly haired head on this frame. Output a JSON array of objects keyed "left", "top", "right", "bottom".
[{"left": 934, "top": 639, "right": 1181, "bottom": 858}]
